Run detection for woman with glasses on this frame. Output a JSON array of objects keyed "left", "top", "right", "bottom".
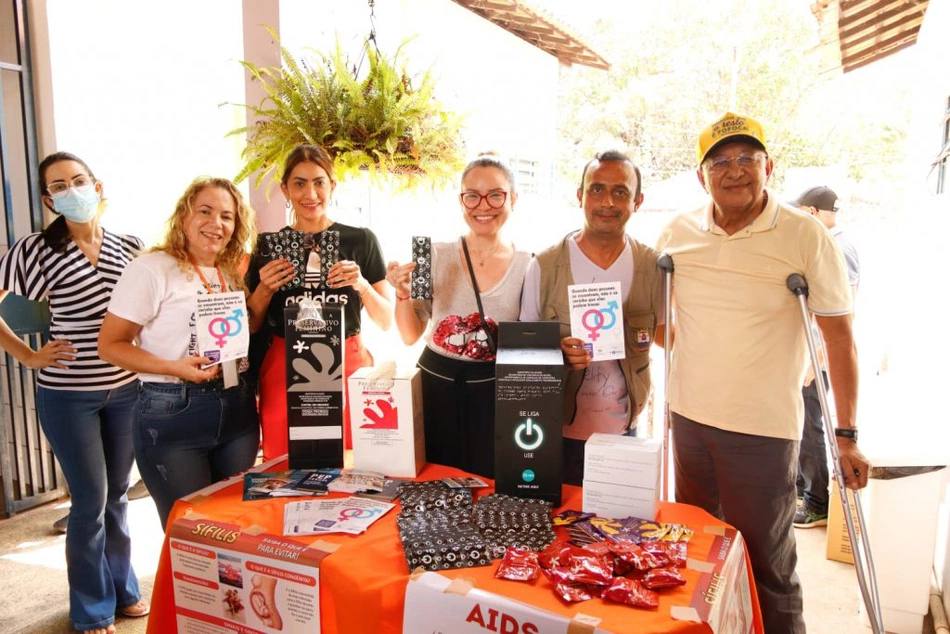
[
  {"left": 385, "top": 154, "right": 529, "bottom": 477},
  {"left": 245, "top": 144, "right": 392, "bottom": 461},
  {"left": 0, "top": 152, "right": 148, "bottom": 634},
  {"left": 98, "top": 177, "right": 260, "bottom": 530}
]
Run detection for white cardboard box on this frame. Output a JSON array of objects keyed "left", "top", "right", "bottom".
[
  {"left": 348, "top": 366, "right": 425, "bottom": 478},
  {"left": 582, "top": 478, "right": 658, "bottom": 520},
  {"left": 584, "top": 433, "right": 661, "bottom": 489}
]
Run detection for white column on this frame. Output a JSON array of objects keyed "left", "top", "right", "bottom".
[{"left": 241, "top": 0, "right": 284, "bottom": 232}]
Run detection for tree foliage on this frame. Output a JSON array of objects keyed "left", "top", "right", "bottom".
[{"left": 557, "top": 0, "right": 908, "bottom": 190}]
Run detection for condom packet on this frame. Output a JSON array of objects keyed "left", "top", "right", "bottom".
[
  {"left": 641, "top": 566, "right": 687, "bottom": 590},
  {"left": 602, "top": 577, "right": 659, "bottom": 609},
  {"left": 494, "top": 547, "right": 541, "bottom": 582}
]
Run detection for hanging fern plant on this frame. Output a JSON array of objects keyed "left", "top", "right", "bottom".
[{"left": 230, "top": 29, "right": 466, "bottom": 191}]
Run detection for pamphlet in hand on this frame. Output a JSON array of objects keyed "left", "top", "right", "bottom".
[
  {"left": 568, "top": 281, "right": 625, "bottom": 361},
  {"left": 196, "top": 292, "right": 250, "bottom": 366},
  {"left": 242, "top": 471, "right": 326, "bottom": 501},
  {"left": 283, "top": 497, "right": 396, "bottom": 536}
]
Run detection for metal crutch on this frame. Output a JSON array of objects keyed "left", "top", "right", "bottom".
[
  {"left": 657, "top": 254, "right": 674, "bottom": 502},
  {"left": 786, "top": 273, "right": 884, "bottom": 633}
]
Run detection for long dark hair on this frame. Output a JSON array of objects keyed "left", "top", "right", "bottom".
[{"left": 38, "top": 152, "right": 99, "bottom": 254}]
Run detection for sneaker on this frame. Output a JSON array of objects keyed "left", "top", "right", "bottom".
[
  {"left": 793, "top": 507, "right": 828, "bottom": 528},
  {"left": 127, "top": 479, "right": 150, "bottom": 501},
  {"left": 53, "top": 514, "right": 69, "bottom": 534}
]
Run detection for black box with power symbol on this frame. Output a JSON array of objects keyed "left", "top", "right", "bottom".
[{"left": 493, "top": 321, "right": 564, "bottom": 505}]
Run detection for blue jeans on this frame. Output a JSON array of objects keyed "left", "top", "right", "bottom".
[
  {"left": 133, "top": 379, "right": 259, "bottom": 528},
  {"left": 36, "top": 382, "right": 141, "bottom": 631},
  {"left": 796, "top": 373, "right": 830, "bottom": 514}
]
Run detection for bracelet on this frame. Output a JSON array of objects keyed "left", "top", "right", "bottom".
[
  {"left": 834, "top": 427, "right": 858, "bottom": 442},
  {"left": 396, "top": 295, "right": 410, "bottom": 301}
]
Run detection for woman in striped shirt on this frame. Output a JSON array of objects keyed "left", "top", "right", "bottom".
[{"left": 0, "top": 153, "right": 148, "bottom": 634}]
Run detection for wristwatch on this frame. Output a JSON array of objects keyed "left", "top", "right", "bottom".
[{"left": 834, "top": 427, "right": 858, "bottom": 441}]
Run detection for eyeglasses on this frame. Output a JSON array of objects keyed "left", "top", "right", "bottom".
[
  {"left": 586, "top": 184, "right": 632, "bottom": 201},
  {"left": 46, "top": 175, "right": 95, "bottom": 197},
  {"left": 704, "top": 154, "right": 765, "bottom": 174},
  {"left": 460, "top": 190, "right": 508, "bottom": 210}
]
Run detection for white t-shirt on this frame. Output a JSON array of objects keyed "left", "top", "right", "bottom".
[
  {"left": 520, "top": 234, "right": 632, "bottom": 440},
  {"left": 108, "top": 251, "right": 232, "bottom": 383}
]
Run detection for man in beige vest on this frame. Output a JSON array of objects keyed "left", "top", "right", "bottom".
[
  {"left": 656, "top": 113, "right": 869, "bottom": 633},
  {"left": 519, "top": 150, "right": 663, "bottom": 485}
]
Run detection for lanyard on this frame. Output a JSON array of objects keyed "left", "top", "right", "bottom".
[{"left": 189, "top": 257, "right": 228, "bottom": 294}]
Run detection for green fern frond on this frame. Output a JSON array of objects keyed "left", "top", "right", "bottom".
[{"left": 228, "top": 29, "right": 465, "bottom": 190}]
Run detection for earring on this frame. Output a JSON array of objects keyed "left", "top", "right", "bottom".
[{"left": 285, "top": 200, "right": 291, "bottom": 210}]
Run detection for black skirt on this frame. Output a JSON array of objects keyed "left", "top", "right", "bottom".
[{"left": 417, "top": 347, "right": 496, "bottom": 478}]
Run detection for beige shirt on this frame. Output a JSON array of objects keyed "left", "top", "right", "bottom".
[{"left": 655, "top": 192, "right": 851, "bottom": 440}]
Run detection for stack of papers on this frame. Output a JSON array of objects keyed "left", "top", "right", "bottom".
[
  {"left": 242, "top": 469, "right": 341, "bottom": 501},
  {"left": 284, "top": 497, "right": 396, "bottom": 536}
]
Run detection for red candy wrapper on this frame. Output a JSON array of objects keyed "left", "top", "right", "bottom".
[
  {"left": 642, "top": 566, "right": 687, "bottom": 590},
  {"left": 642, "top": 540, "right": 688, "bottom": 568},
  {"left": 602, "top": 577, "right": 659, "bottom": 609},
  {"left": 608, "top": 540, "right": 663, "bottom": 571},
  {"left": 495, "top": 547, "right": 541, "bottom": 582}
]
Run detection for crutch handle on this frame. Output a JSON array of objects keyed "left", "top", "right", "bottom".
[
  {"left": 658, "top": 253, "right": 674, "bottom": 273},
  {"left": 786, "top": 273, "right": 808, "bottom": 297}
]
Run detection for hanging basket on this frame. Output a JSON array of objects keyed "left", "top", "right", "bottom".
[{"left": 229, "top": 29, "right": 466, "bottom": 191}]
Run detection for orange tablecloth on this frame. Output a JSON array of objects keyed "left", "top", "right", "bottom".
[{"left": 146, "top": 462, "right": 763, "bottom": 634}]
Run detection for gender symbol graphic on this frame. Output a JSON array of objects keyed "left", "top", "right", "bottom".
[
  {"left": 208, "top": 308, "right": 245, "bottom": 347},
  {"left": 338, "top": 507, "right": 384, "bottom": 522},
  {"left": 581, "top": 300, "right": 619, "bottom": 341}
]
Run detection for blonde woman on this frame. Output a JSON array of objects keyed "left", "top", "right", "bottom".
[{"left": 99, "top": 177, "right": 259, "bottom": 528}]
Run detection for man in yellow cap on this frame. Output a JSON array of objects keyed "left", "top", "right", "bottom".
[{"left": 655, "top": 112, "right": 869, "bottom": 632}]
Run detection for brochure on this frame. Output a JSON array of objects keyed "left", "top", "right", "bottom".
[
  {"left": 293, "top": 468, "right": 343, "bottom": 493},
  {"left": 442, "top": 476, "right": 489, "bottom": 489},
  {"left": 354, "top": 478, "right": 402, "bottom": 502},
  {"left": 568, "top": 281, "right": 625, "bottom": 361},
  {"left": 283, "top": 497, "right": 396, "bottom": 536},
  {"left": 242, "top": 471, "right": 326, "bottom": 501},
  {"left": 326, "top": 470, "right": 389, "bottom": 494}
]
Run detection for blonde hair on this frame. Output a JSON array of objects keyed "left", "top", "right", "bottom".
[{"left": 152, "top": 177, "right": 257, "bottom": 293}]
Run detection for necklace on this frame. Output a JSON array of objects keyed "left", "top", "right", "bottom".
[
  {"left": 469, "top": 242, "right": 502, "bottom": 266},
  {"left": 188, "top": 256, "right": 228, "bottom": 294}
]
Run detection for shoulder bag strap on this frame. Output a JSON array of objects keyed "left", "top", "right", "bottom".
[{"left": 460, "top": 237, "right": 496, "bottom": 355}]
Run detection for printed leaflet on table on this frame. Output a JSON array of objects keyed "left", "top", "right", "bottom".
[{"left": 283, "top": 497, "right": 395, "bottom": 536}]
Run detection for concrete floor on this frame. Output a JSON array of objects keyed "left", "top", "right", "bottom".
[{"left": 0, "top": 494, "right": 936, "bottom": 633}]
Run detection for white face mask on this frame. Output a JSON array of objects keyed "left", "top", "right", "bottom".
[{"left": 52, "top": 185, "right": 100, "bottom": 223}]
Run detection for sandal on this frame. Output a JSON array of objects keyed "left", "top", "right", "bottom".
[{"left": 120, "top": 599, "right": 150, "bottom": 618}]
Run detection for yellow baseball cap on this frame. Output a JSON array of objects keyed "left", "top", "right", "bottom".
[{"left": 697, "top": 112, "right": 768, "bottom": 165}]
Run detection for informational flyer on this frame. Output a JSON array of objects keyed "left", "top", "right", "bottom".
[
  {"left": 283, "top": 497, "right": 395, "bottom": 536},
  {"left": 568, "top": 281, "right": 624, "bottom": 361},
  {"left": 196, "top": 291, "right": 249, "bottom": 366},
  {"left": 169, "top": 517, "right": 330, "bottom": 634}
]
